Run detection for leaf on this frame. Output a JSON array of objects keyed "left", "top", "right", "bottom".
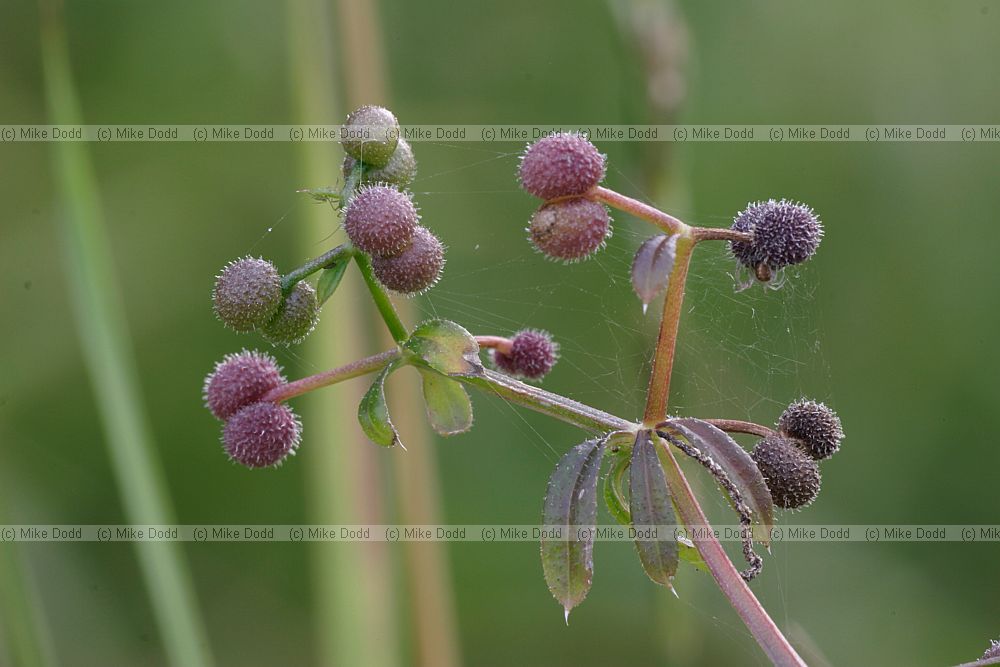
[
  {"left": 358, "top": 362, "right": 401, "bottom": 448},
  {"left": 603, "top": 452, "right": 631, "bottom": 526},
  {"left": 316, "top": 258, "right": 350, "bottom": 305},
  {"left": 541, "top": 436, "right": 607, "bottom": 619},
  {"left": 629, "top": 431, "right": 679, "bottom": 587},
  {"left": 297, "top": 186, "right": 342, "bottom": 205},
  {"left": 404, "top": 319, "right": 484, "bottom": 377},
  {"left": 661, "top": 418, "right": 775, "bottom": 546},
  {"left": 418, "top": 369, "right": 474, "bottom": 436},
  {"left": 677, "top": 534, "right": 710, "bottom": 574},
  {"left": 631, "top": 234, "right": 678, "bottom": 308}
]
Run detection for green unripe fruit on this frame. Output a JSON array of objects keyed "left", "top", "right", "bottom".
[
  {"left": 262, "top": 281, "right": 320, "bottom": 346},
  {"left": 341, "top": 105, "right": 399, "bottom": 169},
  {"left": 751, "top": 435, "right": 821, "bottom": 510},
  {"left": 343, "top": 137, "right": 417, "bottom": 187},
  {"left": 212, "top": 257, "right": 282, "bottom": 332}
]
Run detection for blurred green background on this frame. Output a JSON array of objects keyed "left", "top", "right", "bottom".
[{"left": 2, "top": 0, "right": 999, "bottom": 665}]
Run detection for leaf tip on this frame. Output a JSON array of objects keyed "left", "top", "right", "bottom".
[{"left": 564, "top": 607, "right": 571, "bottom": 625}]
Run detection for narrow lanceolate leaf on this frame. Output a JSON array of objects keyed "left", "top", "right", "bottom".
[
  {"left": 629, "top": 432, "right": 678, "bottom": 587},
  {"left": 358, "top": 363, "right": 401, "bottom": 448},
  {"left": 662, "top": 418, "right": 775, "bottom": 546},
  {"left": 404, "top": 319, "right": 484, "bottom": 377},
  {"left": 316, "top": 258, "right": 350, "bottom": 305},
  {"left": 603, "top": 452, "right": 631, "bottom": 527},
  {"left": 418, "top": 369, "right": 474, "bottom": 436},
  {"left": 631, "top": 234, "right": 678, "bottom": 308},
  {"left": 541, "top": 436, "right": 607, "bottom": 619}
]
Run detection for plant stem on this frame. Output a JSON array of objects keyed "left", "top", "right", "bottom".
[
  {"left": 692, "top": 227, "right": 751, "bottom": 243},
  {"left": 474, "top": 335, "right": 512, "bottom": 354},
  {"left": 589, "top": 186, "right": 689, "bottom": 235},
  {"left": 656, "top": 436, "right": 807, "bottom": 667},
  {"left": 39, "top": 2, "right": 214, "bottom": 665},
  {"left": 702, "top": 419, "right": 776, "bottom": 439},
  {"left": 642, "top": 234, "right": 695, "bottom": 424},
  {"left": 265, "top": 349, "right": 400, "bottom": 403},
  {"left": 464, "top": 370, "right": 635, "bottom": 433},
  {"left": 281, "top": 243, "right": 354, "bottom": 291},
  {"left": 354, "top": 253, "right": 409, "bottom": 343}
]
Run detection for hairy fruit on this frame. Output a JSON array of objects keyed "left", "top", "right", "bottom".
[
  {"left": 344, "top": 184, "right": 419, "bottom": 257},
  {"left": 223, "top": 401, "right": 301, "bottom": 468},
  {"left": 519, "top": 132, "right": 606, "bottom": 200},
  {"left": 371, "top": 226, "right": 444, "bottom": 294},
  {"left": 212, "top": 257, "right": 283, "bottom": 332},
  {"left": 730, "top": 199, "right": 822, "bottom": 275},
  {"left": 343, "top": 137, "right": 417, "bottom": 187},
  {"left": 492, "top": 330, "right": 559, "bottom": 380},
  {"left": 341, "top": 105, "right": 400, "bottom": 169},
  {"left": 262, "top": 281, "right": 320, "bottom": 346},
  {"left": 528, "top": 198, "right": 611, "bottom": 262},
  {"left": 203, "top": 350, "right": 285, "bottom": 420},
  {"left": 778, "top": 399, "right": 844, "bottom": 460},
  {"left": 751, "top": 434, "right": 821, "bottom": 510}
]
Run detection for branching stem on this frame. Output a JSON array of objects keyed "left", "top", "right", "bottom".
[{"left": 281, "top": 244, "right": 354, "bottom": 291}]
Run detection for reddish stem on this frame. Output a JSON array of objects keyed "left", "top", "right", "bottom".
[
  {"left": 703, "top": 419, "right": 777, "bottom": 439},
  {"left": 264, "top": 349, "right": 400, "bottom": 403},
  {"left": 474, "top": 335, "right": 512, "bottom": 355},
  {"left": 657, "top": 437, "right": 807, "bottom": 667},
  {"left": 588, "top": 186, "right": 687, "bottom": 235}
]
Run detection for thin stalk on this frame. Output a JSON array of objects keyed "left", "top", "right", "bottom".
[
  {"left": 265, "top": 349, "right": 400, "bottom": 403},
  {"left": 589, "top": 186, "right": 689, "bottom": 235},
  {"left": 474, "top": 335, "right": 513, "bottom": 354},
  {"left": 702, "top": 419, "right": 776, "bottom": 439},
  {"left": 355, "top": 253, "right": 409, "bottom": 343},
  {"left": 38, "top": 2, "right": 213, "bottom": 665},
  {"left": 464, "top": 370, "right": 635, "bottom": 433},
  {"left": 692, "top": 227, "right": 751, "bottom": 243},
  {"left": 642, "top": 234, "right": 695, "bottom": 424},
  {"left": 286, "top": 2, "right": 400, "bottom": 666},
  {"left": 281, "top": 243, "right": 354, "bottom": 291},
  {"left": 656, "top": 436, "right": 807, "bottom": 667}
]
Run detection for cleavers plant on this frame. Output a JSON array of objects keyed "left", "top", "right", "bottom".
[{"left": 203, "top": 106, "right": 845, "bottom": 666}]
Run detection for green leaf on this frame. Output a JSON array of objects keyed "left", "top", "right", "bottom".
[
  {"left": 661, "top": 418, "right": 775, "bottom": 546},
  {"left": 358, "top": 362, "right": 401, "bottom": 448},
  {"left": 603, "top": 452, "right": 631, "bottom": 526},
  {"left": 316, "top": 258, "right": 350, "bottom": 305},
  {"left": 418, "top": 369, "right": 473, "bottom": 436},
  {"left": 541, "top": 436, "right": 607, "bottom": 619},
  {"left": 629, "top": 431, "right": 679, "bottom": 587},
  {"left": 404, "top": 319, "right": 483, "bottom": 377},
  {"left": 677, "top": 535, "right": 709, "bottom": 574},
  {"left": 298, "top": 186, "right": 343, "bottom": 205}
]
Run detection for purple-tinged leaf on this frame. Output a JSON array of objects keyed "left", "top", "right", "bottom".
[
  {"left": 631, "top": 234, "right": 678, "bottom": 309},
  {"left": 629, "top": 431, "right": 678, "bottom": 587},
  {"left": 418, "top": 369, "right": 473, "bottom": 436},
  {"left": 661, "top": 418, "right": 775, "bottom": 546},
  {"left": 541, "top": 436, "right": 607, "bottom": 619}
]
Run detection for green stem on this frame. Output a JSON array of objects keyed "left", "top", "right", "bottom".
[
  {"left": 642, "top": 233, "right": 695, "bottom": 424},
  {"left": 38, "top": 2, "right": 214, "bottom": 665},
  {"left": 355, "top": 253, "right": 409, "bottom": 343},
  {"left": 656, "top": 436, "right": 807, "bottom": 667},
  {"left": 282, "top": 243, "right": 354, "bottom": 291},
  {"left": 265, "top": 349, "right": 400, "bottom": 403},
  {"left": 464, "top": 369, "right": 635, "bottom": 433}
]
